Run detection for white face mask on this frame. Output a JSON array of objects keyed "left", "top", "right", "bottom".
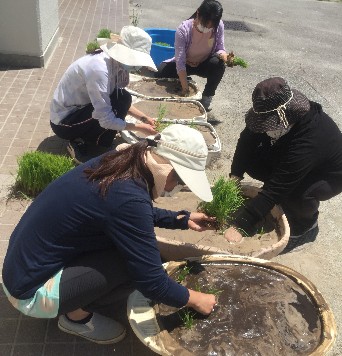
[
  {"left": 160, "top": 184, "right": 184, "bottom": 198},
  {"left": 197, "top": 23, "right": 213, "bottom": 34},
  {"left": 266, "top": 126, "right": 292, "bottom": 141},
  {"left": 121, "top": 64, "right": 142, "bottom": 72}
]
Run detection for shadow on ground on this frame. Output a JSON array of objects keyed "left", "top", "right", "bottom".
[
  {"left": 36, "top": 136, "right": 69, "bottom": 156},
  {"left": 0, "top": 285, "right": 156, "bottom": 355}
]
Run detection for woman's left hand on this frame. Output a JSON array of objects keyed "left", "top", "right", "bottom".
[
  {"left": 188, "top": 212, "right": 215, "bottom": 232},
  {"left": 219, "top": 52, "right": 228, "bottom": 63},
  {"left": 141, "top": 116, "right": 156, "bottom": 126}
]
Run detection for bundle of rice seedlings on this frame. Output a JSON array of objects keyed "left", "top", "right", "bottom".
[
  {"left": 198, "top": 176, "right": 245, "bottom": 229},
  {"left": 86, "top": 41, "right": 100, "bottom": 54},
  {"left": 16, "top": 151, "right": 75, "bottom": 197},
  {"left": 97, "top": 28, "right": 112, "bottom": 38}
]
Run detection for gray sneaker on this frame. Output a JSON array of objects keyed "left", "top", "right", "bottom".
[{"left": 58, "top": 313, "right": 126, "bottom": 344}]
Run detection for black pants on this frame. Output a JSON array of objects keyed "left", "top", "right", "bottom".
[
  {"left": 245, "top": 147, "right": 342, "bottom": 235},
  {"left": 156, "top": 55, "right": 225, "bottom": 97},
  {"left": 58, "top": 249, "right": 134, "bottom": 319},
  {"left": 51, "top": 89, "right": 132, "bottom": 147}
]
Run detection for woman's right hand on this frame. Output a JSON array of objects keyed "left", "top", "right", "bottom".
[
  {"left": 134, "top": 123, "right": 157, "bottom": 135},
  {"left": 180, "top": 88, "right": 190, "bottom": 97},
  {"left": 186, "top": 289, "right": 216, "bottom": 315}
]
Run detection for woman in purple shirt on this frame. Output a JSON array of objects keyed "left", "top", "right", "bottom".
[{"left": 157, "top": 0, "right": 229, "bottom": 111}]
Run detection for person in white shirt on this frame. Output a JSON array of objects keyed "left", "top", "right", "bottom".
[{"left": 50, "top": 26, "right": 157, "bottom": 157}]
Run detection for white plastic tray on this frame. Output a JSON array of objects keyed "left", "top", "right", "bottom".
[{"left": 121, "top": 119, "right": 221, "bottom": 167}]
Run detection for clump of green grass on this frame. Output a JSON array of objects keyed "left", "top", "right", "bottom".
[
  {"left": 155, "top": 41, "right": 171, "bottom": 47},
  {"left": 179, "top": 309, "right": 196, "bottom": 329},
  {"left": 233, "top": 56, "right": 248, "bottom": 68},
  {"left": 15, "top": 151, "right": 75, "bottom": 197},
  {"left": 97, "top": 28, "right": 111, "bottom": 38},
  {"left": 176, "top": 265, "right": 192, "bottom": 283},
  {"left": 86, "top": 41, "right": 100, "bottom": 54},
  {"left": 198, "top": 176, "right": 245, "bottom": 229}
]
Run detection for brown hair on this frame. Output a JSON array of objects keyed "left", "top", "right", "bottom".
[{"left": 84, "top": 141, "right": 155, "bottom": 198}]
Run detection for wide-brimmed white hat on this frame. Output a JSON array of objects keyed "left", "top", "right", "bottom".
[
  {"left": 100, "top": 26, "right": 157, "bottom": 71},
  {"left": 152, "top": 124, "right": 213, "bottom": 202}
]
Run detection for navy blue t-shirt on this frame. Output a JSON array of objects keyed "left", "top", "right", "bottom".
[{"left": 2, "top": 156, "right": 190, "bottom": 308}]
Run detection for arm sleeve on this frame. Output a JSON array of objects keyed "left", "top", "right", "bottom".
[
  {"left": 105, "top": 196, "right": 189, "bottom": 308},
  {"left": 175, "top": 24, "right": 188, "bottom": 73},
  {"left": 231, "top": 128, "right": 260, "bottom": 179},
  {"left": 153, "top": 207, "right": 190, "bottom": 230},
  {"left": 234, "top": 133, "right": 318, "bottom": 233},
  {"left": 85, "top": 68, "right": 126, "bottom": 131},
  {"left": 213, "top": 20, "right": 226, "bottom": 54}
]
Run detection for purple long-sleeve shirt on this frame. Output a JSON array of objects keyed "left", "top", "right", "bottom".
[{"left": 165, "top": 19, "right": 226, "bottom": 72}]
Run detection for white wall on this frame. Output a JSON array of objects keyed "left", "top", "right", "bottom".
[{"left": 0, "top": 0, "right": 59, "bottom": 67}]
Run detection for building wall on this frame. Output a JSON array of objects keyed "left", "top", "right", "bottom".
[{"left": 0, "top": 0, "right": 59, "bottom": 67}]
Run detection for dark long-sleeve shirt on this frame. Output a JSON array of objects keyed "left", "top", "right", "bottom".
[
  {"left": 2, "top": 156, "right": 190, "bottom": 308},
  {"left": 231, "top": 102, "right": 342, "bottom": 232}
]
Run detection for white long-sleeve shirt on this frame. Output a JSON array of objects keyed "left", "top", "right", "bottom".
[{"left": 50, "top": 52, "right": 129, "bottom": 131}]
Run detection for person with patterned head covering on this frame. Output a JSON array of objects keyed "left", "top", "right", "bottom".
[{"left": 224, "top": 77, "right": 342, "bottom": 253}]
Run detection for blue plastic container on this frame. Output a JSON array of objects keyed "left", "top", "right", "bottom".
[{"left": 144, "top": 28, "right": 176, "bottom": 68}]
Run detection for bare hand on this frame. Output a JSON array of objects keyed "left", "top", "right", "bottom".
[
  {"left": 141, "top": 116, "right": 156, "bottom": 126},
  {"left": 219, "top": 52, "right": 229, "bottom": 63},
  {"left": 136, "top": 123, "right": 157, "bottom": 135},
  {"left": 180, "top": 88, "right": 190, "bottom": 97},
  {"left": 186, "top": 289, "right": 216, "bottom": 315},
  {"left": 224, "top": 226, "right": 244, "bottom": 243},
  {"left": 147, "top": 117, "right": 156, "bottom": 126},
  {"left": 188, "top": 212, "right": 216, "bottom": 232},
  {"left": 219, "top": 51, "right": 234, "bottom": 67}
]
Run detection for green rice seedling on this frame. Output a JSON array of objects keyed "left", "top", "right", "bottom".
[
  {"left": 155, "top": 41, "right": 171, "bottom": 47},
  {"left": 258, "top": 226, "right": 266, "bottom": 235},
  {"left": 188, "top": 120, "right": 198, "bottom": 130},
  {"left": 157, "top": 103, "right": 167, "bottom": 121},
  {"left": 233, "top": 56, "right": 248, "bottom": 68},
  {"left": 176, "top": 265, "right": 192, "bottom": 283},
  {"left": 86, "top": 41, "right": 100, "bottom": 54},
  {"left": 155, "top": 103, "right": 172, "bottom": 132},
  {"left": 179, "top": 309, "right": 196, "bottom": 329},
  {"left": 16, "top": 151, "right": 75, "bottom": 197},
  {"left": 194, "top": 282, "right": 202, "bottom": 292},
  {"left": 97, "top": 28, "right": 111, "bottom": 38},
  {"left": 207, "top": 286, "right": 223, "bottom": 297},
  {"left": 198, "top": 176, "right": 245, "bottom": 230}
]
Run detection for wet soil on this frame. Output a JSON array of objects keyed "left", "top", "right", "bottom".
[
  {"left": 128, "top": 78, "right": 198, "bottom": 97},
  {"left": 156, "top": 262, "right": 322, "bottom": 355},
  {"left": 133, "top": 100, "right": 204, "bottom": 120},
  {"left": 154, "top": 191, "right": 279, "bottom": 255}
]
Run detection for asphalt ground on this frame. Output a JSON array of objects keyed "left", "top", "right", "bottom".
[{"left": 134, "top": 0, "right": 342, "bottom": 354}]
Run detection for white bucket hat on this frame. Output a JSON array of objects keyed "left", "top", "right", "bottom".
[
  {"left": 100, "top": 26, "right": 157, "bottom": 71},
  {"left": 152, "top": 124, "right": 213, "bottom": 202}
]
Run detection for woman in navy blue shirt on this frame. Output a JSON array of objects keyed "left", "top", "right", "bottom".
[{"left": 2, "top": 124, "right": 216, "bottom": 344}]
